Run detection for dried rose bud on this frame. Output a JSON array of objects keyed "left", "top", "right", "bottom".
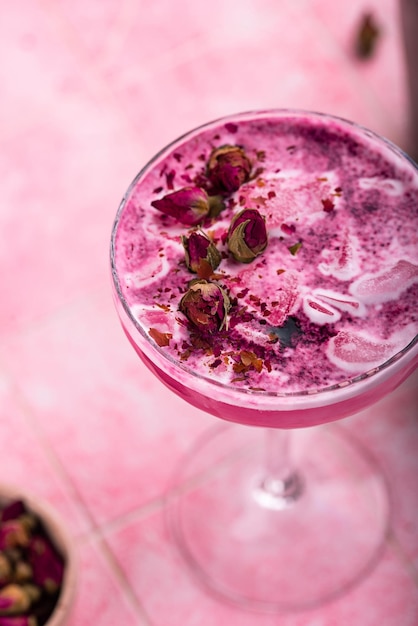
[
  {"left": 0, "top": 616, "right": 37, "bottom": 626},
  {"left": 207, "top": 145, "right": 251, "bottom": 193},
  {"left": 0, "top": 584, "right": 40, "bottom": 616},
  {"left": 2, "top": 550, "right": 22, "bottom": 567},
  {"left": 0, "top": 553, "right": 12, "bottom": 586},
  {"left": 151, "top": 186, "right": 210, "bottom": 225},
  {"left": 0, "top": 521, "right": 31, "bottom": 551},
  {"left": 227, "top": 208, "right": 268, "bottom": 263},
  {"left": 28, "top": 536, "right": 64, "bottom": 594},
  {"left": 181, "top": 231, "right": 222, "bottom": 277},
  {"left": 12, "top": 561, "right": 33, "bottom": 585},
  {"left": 355, "top": 13, "right": 380, "bottom": 59},
  {"left": 20, "top": 515, "right": 36, "bottom": 532},
  {"left": 179, "top": 280, "right": 230, "bottom": 333},
  {"left": 207, "top": 195, "right": 225, "bottom": 218}
]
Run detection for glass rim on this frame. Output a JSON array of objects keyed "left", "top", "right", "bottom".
[{"left": 110, "top": 108, "right": 418, "bottom": 400}]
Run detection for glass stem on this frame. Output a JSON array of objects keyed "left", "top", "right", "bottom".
[{"left": 255, "top": 428, "right": 304, "bottom": 510}]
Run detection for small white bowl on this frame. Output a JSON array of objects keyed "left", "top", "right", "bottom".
[{"left": 0, "top": 483, "right": 77, "bottom": 626}]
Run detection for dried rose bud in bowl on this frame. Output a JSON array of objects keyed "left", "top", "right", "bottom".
[{"left": 0, "top": 485, "right": 77, "bottom": 626}]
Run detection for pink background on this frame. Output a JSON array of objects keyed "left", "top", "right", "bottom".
[{"left": 0, "top": 0, "right": 417, "bottom": 624}]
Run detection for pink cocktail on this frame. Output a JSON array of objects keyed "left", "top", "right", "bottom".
[
  {"left": 112, "top": 110, "right": 417, "bottom": 427},
  {"left": 111, "top": 110, "right": 418, "bottom": 610}
]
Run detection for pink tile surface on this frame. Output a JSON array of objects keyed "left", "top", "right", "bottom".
[
  {"left": 345, "top": 371, "right": 418, "bottom": 572},
  {"left": 0, "top": 2, "right": 144, "bottom": 332},
  {"left": 65, "top": 537, "right": 149, "bottom": 625},
  {"left": 0, "top": 0, "right": 417, "bottom": 623},
  {"left": 106, "top": 504, "right": 418, "bottom": 626}
]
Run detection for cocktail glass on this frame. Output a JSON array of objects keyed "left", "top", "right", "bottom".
[{"left": 110, "top": 110, "right": 418, "bottom": 612}]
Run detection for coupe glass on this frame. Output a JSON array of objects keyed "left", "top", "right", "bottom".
[{"left": 110, "top": 110, "right": 418, "bottom": 612}]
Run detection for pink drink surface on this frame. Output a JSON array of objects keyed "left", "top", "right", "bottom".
[{"left": 113, "top": 112, "right": 418, "bottom": 421}]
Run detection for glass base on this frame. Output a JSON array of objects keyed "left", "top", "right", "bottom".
[{"left": 167, "top": 423, "right": 390, "bottom": 612}]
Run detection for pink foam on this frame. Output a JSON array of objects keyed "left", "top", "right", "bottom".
[
  {"left": 328, "top": 330, "right": 397, "bottom": 373},
  {"left": 350, "top": 260, "right": 418, "bottom": 303}
]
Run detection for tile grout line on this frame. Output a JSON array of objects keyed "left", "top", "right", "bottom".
[
  {"left": 89, "top": 532, "right": 154, "bottom": 626},
  {"left": 93, "top": 496, "right": 167, "bottom": 541},
  {"left": 388, "top": 530, "right": 418, "bottom": 587}
]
